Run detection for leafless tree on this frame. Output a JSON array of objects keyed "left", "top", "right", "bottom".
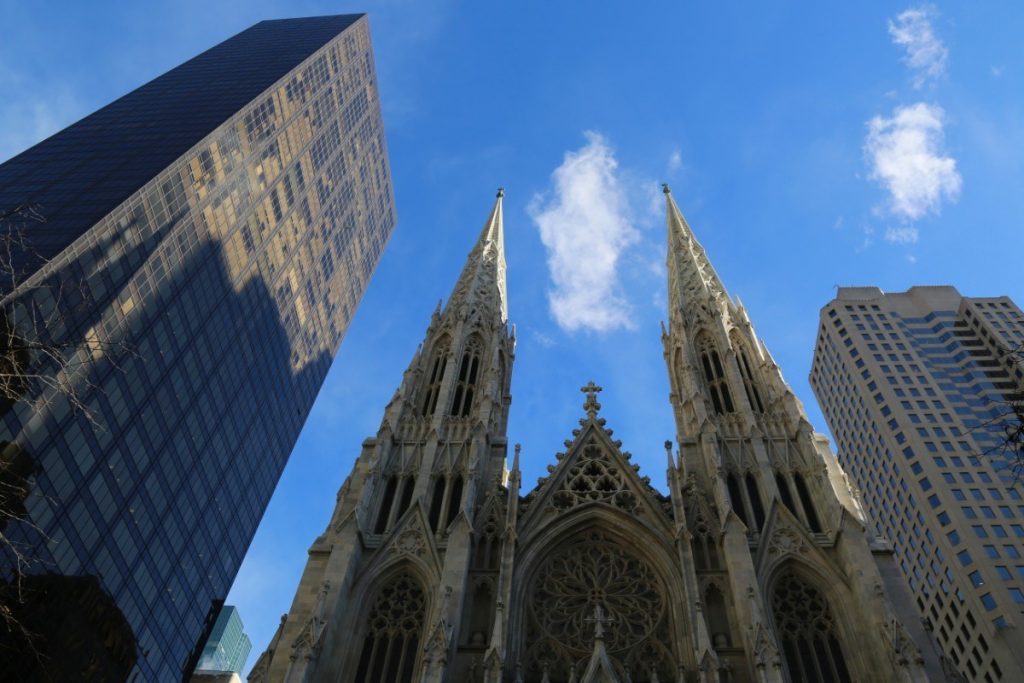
[
  {"left": 0, "top": 203, "right": 128, "bottom": 417},
  {"left": 0, "top": 203, "right": 136, "bottom": 673},
  {"left": 973, "top": 341, "right": 1024, "bottom": 484}
]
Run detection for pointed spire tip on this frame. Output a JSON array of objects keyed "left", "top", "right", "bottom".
[
  {"left": 662, "top": 182, "right": 671, "bottom": 195},
  {"left": 496, "top": 187, "right": 504, "bottom": 198}
]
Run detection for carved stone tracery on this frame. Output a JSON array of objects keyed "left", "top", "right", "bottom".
[
  {"left": 550, "top": 444, "right": 638, "bottom": 514},
  {"left": 523, "top": 532, "right": 673, "bottom": 682},
  {"left": 353, "top": 574, "right": 426, "bottom": 683},
  {"left": 770, "top": 574, "right": 852, "bottom": 683}
]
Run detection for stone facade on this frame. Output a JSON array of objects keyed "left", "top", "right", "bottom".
[{"left": 250, "top": 188, "right": 943, "bottom": 683}]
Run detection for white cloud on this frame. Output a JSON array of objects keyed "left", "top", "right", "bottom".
[
  {"left": 529, "top": 329, "right": 556, "bottom": 348},
  {"left": 865, "top": 103, "right": 961, "bottom": 221},
  {"left": 906, "top": 254, "right": 919, "bottom": 264},
  {"left": 991, "top": 65, "right": 1004, "bottom": 77},
  {"left": 856, "top": 225, "right": 875, "bottom": 253},
  {"left": 885, "top": 226, "right": 920, "bottom": 244},
  {"left": 668, "top": 149, "right": 682, "bottom": 172},
  {"left": 529, "top": 131, "right": 639, "bottom": 333},
  {"left": 889, "top": 6, "right": 948, "bottom": 88}
]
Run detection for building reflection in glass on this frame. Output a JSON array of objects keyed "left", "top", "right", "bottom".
[{"left": 0, "top": 15, "right": 394, "bottom": 681}]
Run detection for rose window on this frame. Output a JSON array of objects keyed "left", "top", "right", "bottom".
[{"left": 523, "top": 532, "right": 673, "bottom": 681}]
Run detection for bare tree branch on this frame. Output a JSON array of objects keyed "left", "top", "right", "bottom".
[
  {"left": 0, "top": 204, "right": 136, "bottom": 668},
  {"left": 969, "top": 340, "right": 1024, "bottom": 485}
]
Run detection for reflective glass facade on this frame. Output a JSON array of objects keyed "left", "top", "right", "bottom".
[
  {"left": 196, "top": 606, "right": 251, "bottom": 674},
  {"left": 0, "top": 15, "right": 394, "bottom": 680}
]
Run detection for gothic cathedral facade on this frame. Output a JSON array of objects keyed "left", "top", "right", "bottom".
[{"left": 250, "top": 188, "right": 940, "bottom": 683}]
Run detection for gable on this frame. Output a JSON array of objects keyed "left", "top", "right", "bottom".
[
  {"left": 754, "top": 499, "right": 846, "bottom": 587},
  {"left": 518, "top": 418, "right": 673, "bottom": 538}
]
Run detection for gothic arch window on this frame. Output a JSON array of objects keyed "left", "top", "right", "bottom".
[
  {"left": 375, "top": 475, "right": 415, "bottom": 534},
  {"left": 374, "top": 475, "right": 398, "bottom": 534},
  {"left": 771, "top": 574, "right": 852, "bottom": 683},
  {"left": 523, "top": 531, "right": 674, "bottom": 682},
  {"left": 463, "top": 579, "right": 495, "bottom": 649},
  {"left": 420, "top": 339, "right": 449, "bottom": 417},
  {"left": 745, "top": 473, "right": 766, "bottom": 531},
  {"left": 450, "top": 336, "right": 483, "bottom": 417},
  {"left": 697, "top": 336, "right": 734, "bottom": 415},
  {"left": 394, "top": 476, "right": 415, "bottom": 521},
  {"left": 704, "top": 584, "right": 732, "bottom": 650},
  {"left": 353, "top": 574, "right": 426, "bottom": 683},
  {"left": 726, "top": 473, "right": 749, "bottom": 527},
  {"left": 734, "top": 339, "right": 765, "bottom": 413},
  {"left": 428, "top": 473, "right": 465, "bottom": 533},
  {"left": 427, "top": 477, "right": 446, "bottom": 532},
  {"left": 445, "top": 474, "right": 464, "bottom": 528},
  {"left": 776, "top": 472, "right": 798, "bottom": 517},
  {"left": 691, "top": 513, "right": 720, "bottom": 570},
  {"left": 793, "top": 473, "right": 823, "bottom": 533},
  {"left": 474, "top": 511, "right": 501, "bottom": 570}
]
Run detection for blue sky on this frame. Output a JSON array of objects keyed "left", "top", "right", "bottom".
[{"left": 3, "top": 1, "right": 1023, "bottom": 673}]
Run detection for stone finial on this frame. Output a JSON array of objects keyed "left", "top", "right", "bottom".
[
  {"left": 662, "top": 182, "right": 671, "bottom": 195},
  {"left": 581, "top": 381, "right": 603, "bottom": 417},
  {"left": 496, "top": 187, "right": 505, "bottom": 198}
]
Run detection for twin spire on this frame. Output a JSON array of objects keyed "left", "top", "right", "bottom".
[
  {"left": 443, "top": 187, "right": 508, "bottom": 324},
  {"left": 663, "top": 184, "right": 729, "bottom": 316},
  {"left": 445, "top": 184, "right": 718, "bottom": 327}
]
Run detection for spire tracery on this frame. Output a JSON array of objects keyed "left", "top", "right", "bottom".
[
  {"left": 664, "top": 187, "right": 727, "bottom": 319},
  {"left": 444, "top": 190, "right": 507, "bottom": 325}
]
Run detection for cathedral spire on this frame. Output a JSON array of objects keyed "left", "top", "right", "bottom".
[
  {"left": 444, "top": 187, "right": 508, "bottom": 324},
  {"left": 663, "top": 184, "right": 727, "bottom": 318}
]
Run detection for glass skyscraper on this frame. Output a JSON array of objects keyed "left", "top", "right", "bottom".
[
  {"left": 0, "top": 15, "right": 394, "bottom": 681},
  {"left": 195, "top": 606, "right": 252, "bottom": 674}
]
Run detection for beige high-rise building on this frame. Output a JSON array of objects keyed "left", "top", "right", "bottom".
[
  {"left": 251, "top": 190, "right": 941, "bottom": 683},
  {"left": 811, "top": 286, "right": 1024, "bottom": 681}
]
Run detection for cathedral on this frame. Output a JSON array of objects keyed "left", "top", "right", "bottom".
[{"left": 249, "top": 187, "right": 942, "bottom": 683}]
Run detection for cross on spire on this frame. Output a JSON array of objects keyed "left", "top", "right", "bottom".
[
  {"left": 581, "top": 381, "right": 603, "bottom": 417},
  {"left": 584, "top": 603, "right": 615, "bottom": 641}
]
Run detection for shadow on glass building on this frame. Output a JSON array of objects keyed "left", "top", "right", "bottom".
[{"left": 0, "top": 14, "right": 394, "bottom": 681}]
